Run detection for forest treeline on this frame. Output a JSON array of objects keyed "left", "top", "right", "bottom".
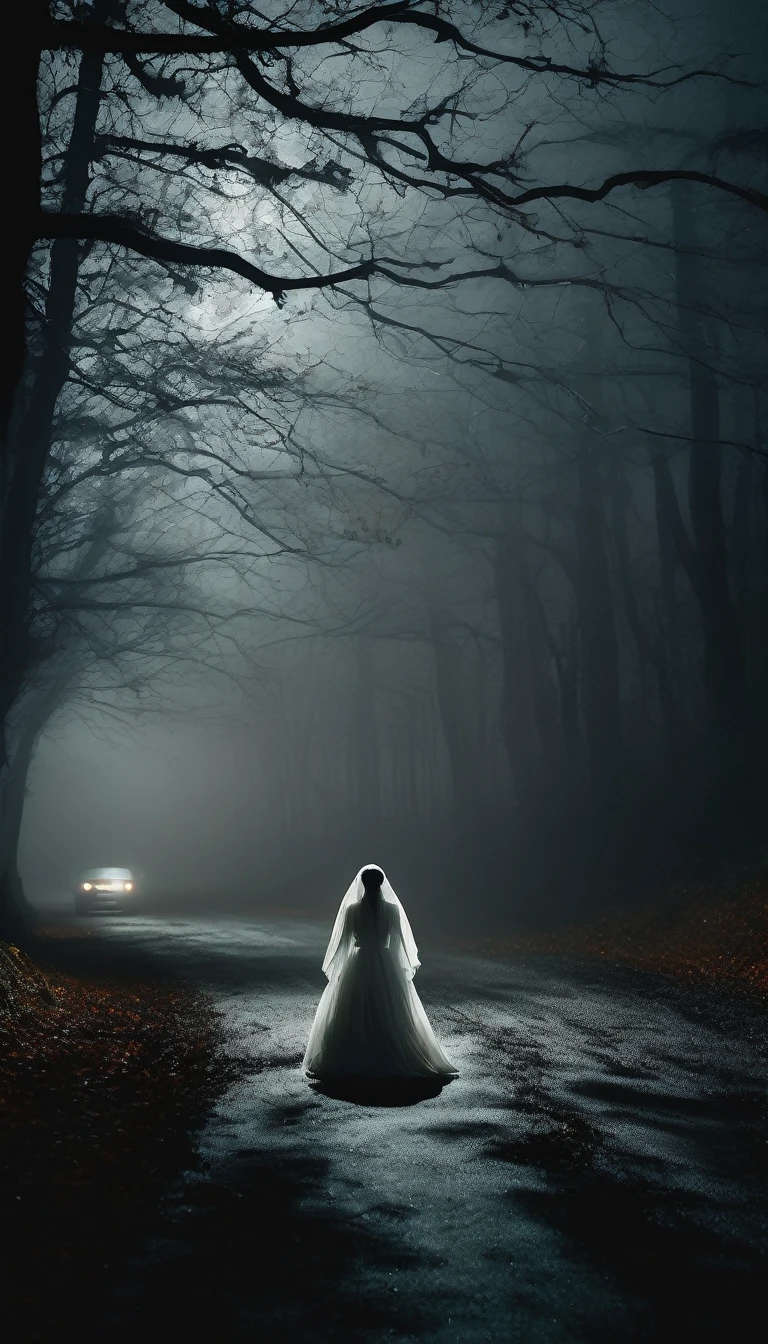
[
  {"left": 241, "top": 181, "right": 768, "bottom": 923},
  {"left": 2, "top": 2, "right": 766, "bottom": 931}
]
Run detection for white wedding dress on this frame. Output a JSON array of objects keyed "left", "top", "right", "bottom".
[{"left": 303, "top": 866, "right": 457, "bottom": 1079}]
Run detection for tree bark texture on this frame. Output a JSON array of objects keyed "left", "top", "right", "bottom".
[
  {"left": 1, "top": 35, "right": 106, "bottom": 759},
  {"left": 671, "top": 180, "right": 750, "bottom": 736}
]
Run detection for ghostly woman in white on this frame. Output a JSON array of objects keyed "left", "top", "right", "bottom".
[{"left": 303, "top": 865, "right": 457, "bottom": 1079}]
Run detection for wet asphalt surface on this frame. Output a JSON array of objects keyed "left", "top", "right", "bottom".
[{"left": 48, "top": 912, "right": 767, "bottom": 1342}]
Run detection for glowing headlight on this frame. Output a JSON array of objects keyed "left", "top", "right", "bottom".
[
  {"left": 83, "top": 882, "right": 92, "bottom": 891},
  {"left": 124, "top": 882, "right": 133, "bottom": 891}
]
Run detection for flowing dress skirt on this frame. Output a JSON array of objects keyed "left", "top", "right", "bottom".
[{"left": 303, "top": 938, "right": 457, "bottom": 1079}]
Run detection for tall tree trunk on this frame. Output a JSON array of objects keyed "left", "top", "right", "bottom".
[
  {"left": 1, "top": 32, "right": 105, "bottom": 755},
  {"left": 575, "top": 441, "right": 622, "bottom": 814},
  {"left": 571, "top": 299, "right": 622, "bottom": 816},
  {"left": 671, "top": 181, "right": 749, "bottom": 736},
  {"left": 428, "top": 604, "right": 481, "bottom": 819},
  {"left": 353, "top": 637, "right": 380, "bottom": 828},
  {"left": 493, "top": 528, "right": 560, "bottom": 824},
  {"left": 1, "top": 508, "right": 123, "bottom": 937},
  {"left": 651, "top": 449, "right": 684, "bottom": 670},
  {"left": 730, "top": 391, "right": 758, "bottom": 602},
  {"left": 610, "top": 459, "right": 686, "bottom": 763},
  {"left": 555, "top": 618, "right": 581, "bottom": 772},
  {"left": 608, "top": 465, "right": 648, "bottom": 713},
  {"left": 0, "top": 684, "right": 62, "bottom": 938},
  {"left": 0, "top": 3, "right": 45, "bottom": 452}
]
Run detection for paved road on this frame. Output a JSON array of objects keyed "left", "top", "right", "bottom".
[{"left": 65, "top": 913, "right": 766, "bottom": 1342}]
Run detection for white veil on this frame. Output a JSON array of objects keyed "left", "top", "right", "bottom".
[{"left": 321, "top": 864, "right": 421, "bottom": 982}]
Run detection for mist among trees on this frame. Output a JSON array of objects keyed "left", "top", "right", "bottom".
[{"left": 3, "top": 0, "right": 768, "bottom": 932}]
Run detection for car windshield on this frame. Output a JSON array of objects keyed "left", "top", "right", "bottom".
[{"left": 82, "top": 868, "right": 133, "bottom": 881}]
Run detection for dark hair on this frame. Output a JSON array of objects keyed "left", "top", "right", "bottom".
[{"left": 361, "top": 867, "right": 384, "bottom": 889}]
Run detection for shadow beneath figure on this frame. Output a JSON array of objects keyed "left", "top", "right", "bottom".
[{"left": 309, "top": 1074, "right": 455, "bottom": 1107}]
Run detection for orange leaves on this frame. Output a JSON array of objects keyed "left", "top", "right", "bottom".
[
  {"left": 0, "top": 962, "right": 236, "bottom": 1163},
  {"left": 454, "top": 874, "right": 768, "bottom": 996},
  {"left": 0, "top": 946, "right": 244, "bottom": 1337}
]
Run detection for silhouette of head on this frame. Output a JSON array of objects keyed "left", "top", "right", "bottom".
[{"left": 361, "top": 867, "right": 384, "bottom": 894}]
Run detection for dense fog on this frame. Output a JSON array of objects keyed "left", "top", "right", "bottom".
[{"left": 6, "top": 0, "right": 768, "bottom": 935}]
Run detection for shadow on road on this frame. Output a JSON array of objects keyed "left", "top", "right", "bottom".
[
  {"left": 309, "top": 1075, "right": 454, "bottom": 1107},
  {"left": 111, "top": 1146, "right": 439, "bottom": 1342},
  {"left": 485, "top": 1056, "right": 767, "bottom": 1342},
  {"left": 515, "top": 1170, "right": 764, "bottom": 1343}
]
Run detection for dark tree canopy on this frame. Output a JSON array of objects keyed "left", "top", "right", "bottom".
[{"left": 1, "top": 0, "right": 767, "bottom": 926}]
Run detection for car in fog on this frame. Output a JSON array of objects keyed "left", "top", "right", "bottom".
[{"left": 75, "top": 868, "right": 137, "bottom": 915}]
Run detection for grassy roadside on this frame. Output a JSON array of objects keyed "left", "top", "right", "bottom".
[
  {"left": 453, "top": 874, "right": 768, "bottom": 1000},
  {"left": 0, "top": 931, "right": 244, "bottom": 1341}
]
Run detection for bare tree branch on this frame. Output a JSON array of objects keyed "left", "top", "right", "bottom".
[
  {"left": 38, "top": 212, "right": 375, "bottom": 302},
  {"left": 41, "top": 2, "right": 752, "bottom": 94}
]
